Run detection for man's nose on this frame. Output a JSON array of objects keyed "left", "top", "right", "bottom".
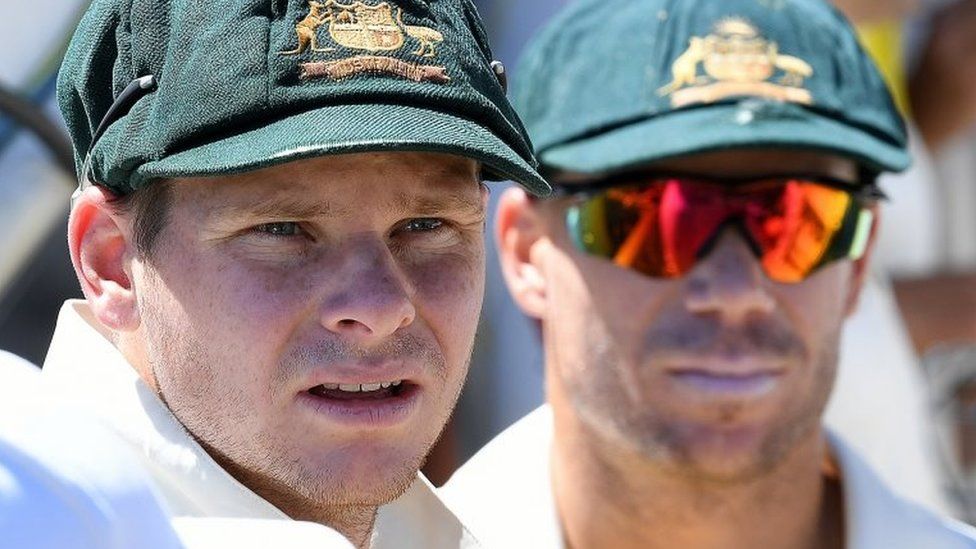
[
  {"left": 318, "top": 240, "right": 416, "bottom": 343},
  {"left": 684, "top": 229, "right": 776, "bottom": 321}
]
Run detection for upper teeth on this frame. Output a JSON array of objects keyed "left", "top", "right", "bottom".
[{"left": 319, "top": 381, "right": 402, "bottom": 393}]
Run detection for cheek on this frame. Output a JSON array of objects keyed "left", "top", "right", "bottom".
[
  {"left": 405, "top": 249, "right": 486, "bottom": 366},
  {"left": 543, "top": 243, "right": 675, "bottom": 373},
  {"left": 776, "top": 262, "right": 853, "bottom": 347},
  {"left": 540, "top": 247, "right": 632, "bottom": 394},
  {"left": 146, "top": 237, "right": 312, "bottom": 402},
  {"left": 544, "top": 256, "right": 599, "bottom": 359},
  {"left": 540, "top": 213, "right": 676, "bottom": 366}
]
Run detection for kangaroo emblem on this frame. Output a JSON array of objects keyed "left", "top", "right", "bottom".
[
  {"left": 658, "top": 37, "right": 706, "bottom": 95},
  {"left": 396, "top": 8, "right": 444, "bottom": 58},
  {"left": 774, "top": 54, "right": 814, "bottom": 87},
  {"left": 280, "top": 1, "right": 334, "bottom": 55}
]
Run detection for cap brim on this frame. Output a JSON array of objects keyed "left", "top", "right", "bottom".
[
  {"left": 133, "top": 103, "right": 550, "bottom": 196},
  {"left": 539, "top": 103, "right": 911, "bottom": 176}
]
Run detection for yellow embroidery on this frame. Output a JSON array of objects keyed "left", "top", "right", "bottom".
[
  {"left": 658, "top": 17, "right": 814, "bottom": 107},
  {"left": 301, "top": 55, "right": 450, "bottom": 82},
  {"left": 396, "top": 9, "right": 444, "bottom": 58},
  {"left": 282, "top": 0, "right": 450, "bottom": 83},
  {"left": 282, "top": 0, "right": 445, "bottom": 56},
  {"left": 326, "top": 1, "right": 404, "bottom": 51},
  {"left": 280, "top": 1, "right": 335, "bottom": 55}
]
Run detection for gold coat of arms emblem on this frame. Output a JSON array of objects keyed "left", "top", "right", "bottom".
[
  {"left": 281, "top": 0, "right": 450, "bottom": 83},
  {"left": 658, "top": 18, "right": 814, "bottom": 107},
  {"left": 327, "top": 1, "right": 405, "bottom": 52}
]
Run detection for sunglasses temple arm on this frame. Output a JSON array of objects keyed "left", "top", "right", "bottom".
[{"left": 848, "top": 209, "right": 875, "bottom": 260}]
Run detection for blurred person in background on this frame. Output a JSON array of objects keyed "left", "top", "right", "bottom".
[
  {"left": 443, "top": 0, "right": 976, "bottom": 547},
  {"left": 443, "top": 0, "right": 973, "bottom": 519}
]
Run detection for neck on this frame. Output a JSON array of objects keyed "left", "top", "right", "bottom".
[
  {"left": 550, "top": 400, "right": 843, "bottom": 549},
  {"left": 288, "top": 504, "right": 377, "bottom": 549},
  {"left": 204, "top": 444, "right": 379, "bottom": 548}
]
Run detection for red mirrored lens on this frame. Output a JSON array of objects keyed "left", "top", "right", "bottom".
[
  {"left": 567, "top": 178, "right": 857, "bottom": 282},
  {"left": 747, "top": 181, "right": 855, "bottom": 282}
]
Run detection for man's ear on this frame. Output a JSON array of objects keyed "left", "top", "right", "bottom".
[
  {"left": 844, "top": 205, "right": 880, "bottom": 317},
  {"left": 68, "top": 186, "right": 140, "bottom": 332},
  {"left": 496, "top": 188, "right": 548, "bottom": 319}
]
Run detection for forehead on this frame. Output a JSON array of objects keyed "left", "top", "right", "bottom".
[
  {"left": 167, "top": 151, "right": 482, "bottom": 216},
  {"left": 550, "top": 149, "right": 860, "bottom": 185}
]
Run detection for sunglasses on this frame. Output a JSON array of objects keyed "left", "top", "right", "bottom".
[{"left": 548, "top": 173, "right": 882, "bottom": 284}]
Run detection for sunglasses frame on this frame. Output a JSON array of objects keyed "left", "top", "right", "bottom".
[
  {"left": 536, "top": 170, "right": 886, "bottom": 283},
  {"left": 541, "top": 170, "right": 886, "bottom": 203}
]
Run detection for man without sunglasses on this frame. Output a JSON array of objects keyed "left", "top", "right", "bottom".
[
  {"left": 442, "top": 0, "right": 976, "bottom": 547},
  {"left": 39, "top": 0, "right": 548, "bottom": 547}
]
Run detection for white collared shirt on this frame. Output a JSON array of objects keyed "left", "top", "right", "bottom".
[
  {"left": 0, "top": 403, "right": 186, "bottom": 549},
  {"left": 0, "top": 350, "right": 40, "bottom": 405},
  {"left": 40, "top": 300, "right": 479, "bottom": 549},
  {"left": 442, "top": 405, "right": 976, "bottom": 549}
]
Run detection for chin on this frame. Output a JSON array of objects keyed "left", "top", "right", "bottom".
[
  {"left": 679, "top": 444, "right": 778, "bottom": 483},
  {"left": 308, "top": 471, "right": 415, "bottom": 507},
  {"left": 291, "top": 440, "right": 427, "bottom": 506},
  {"left": 608, "top": 414, "right": 778, "bottom": 480},
  {"left": 663, "top": 419, "right": 814, "bottom": 482}
]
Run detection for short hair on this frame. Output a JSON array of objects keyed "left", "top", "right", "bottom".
[{"left": 106, "top": 181, "right": 173, "bottom": 258}]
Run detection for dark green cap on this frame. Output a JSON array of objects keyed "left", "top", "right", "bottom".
[
  {"left": 58, "top": 0, "right": 549, "bottom": 196},
  {"left": 514, "top": 0, "right": 910, "bottom": 176}
]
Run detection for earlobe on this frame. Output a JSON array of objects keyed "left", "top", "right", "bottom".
[
  {"left": 844, "top": 205, "right": 881, "bottom": 316},
  {"left": 68, "top": 187, "right": 141, "bottom": 332},
  {"left": 496, "top": 188, "right": 548, "bottom": 319}
]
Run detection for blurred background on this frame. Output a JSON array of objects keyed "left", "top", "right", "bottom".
[
  {"left": 1, "top": 0, "right": 974, "bottom": 522},
  {"left": 0, "top": 1, "right": 85, "bottom": 365}
]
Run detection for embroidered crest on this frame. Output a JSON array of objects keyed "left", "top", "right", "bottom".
[
  {"left": 658, "top": 18, "right": 814, "bottom": 107},
  {"left": 301, "top": 56, "right": 450, "bottom": 82},
  {"left": 327, "top": 1, "right": 404, "bottom": 51},
  {"left": 402, "top": 15, "right": 444, "bottom": 58},
  {"left": 281, "top": 0, "right": 449, "bottom": 83},
  {"left": 280, "top": 1, "right": 334, "bottom": 55}
]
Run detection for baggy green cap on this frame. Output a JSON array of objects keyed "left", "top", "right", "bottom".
[
  {"left": 58, "top": 0, "right": 549, "bottom": 196},
  {"left": 514, "top": 0, "right": 910, "bottom": 176}
]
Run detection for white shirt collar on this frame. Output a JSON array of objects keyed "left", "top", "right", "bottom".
[
  {"left": 443, "top": 405, "right": 976, "bottom": 549},
  {"left": 42, "top": 300, "right": 281, "bottom": 518},
  {"left": 42, "top": 300, "right": 480, "bottom": 548}
]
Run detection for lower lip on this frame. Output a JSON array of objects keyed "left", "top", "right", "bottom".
[
  {"left": 667, "top": 371, "right": 783, "bottom": 398},
  {"left": 296, "top": 384, "right": 421, "bottom": 429}
]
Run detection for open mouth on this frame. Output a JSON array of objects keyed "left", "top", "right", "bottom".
[
  {"left": 307, "top": 380, "right": 412, "bottom": 401},
  {"left": 299, "top": 379, "right": 421, "bottom": 428}
]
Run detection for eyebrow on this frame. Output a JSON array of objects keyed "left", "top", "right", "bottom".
[
  {"left": 210, "top": 196, "right": 347, "bottom": 221},
  {"left": 207, "top": 187, "right": 483, "bottom": 222},
  {"left": 391, "top": 191, "right": 485, "bottom": 218}
]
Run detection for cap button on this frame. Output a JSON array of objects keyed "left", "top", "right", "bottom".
[{"left": 491, "top": 60, "right": 508, "bottom": 93}]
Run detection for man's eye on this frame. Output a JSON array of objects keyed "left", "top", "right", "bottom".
[
  {"left": 391, "top": 218, "right": 460, "bottom": 250},
  {"left": 254, "top": 222, "right": 303, "bottom": 237},
  {"left": 402, "top": 218, "right": 444, "bottom": 232}
]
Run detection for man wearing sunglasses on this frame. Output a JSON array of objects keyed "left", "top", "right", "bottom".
[{"left": 443, "top": 0, "right": 976, "bottom": 547}]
